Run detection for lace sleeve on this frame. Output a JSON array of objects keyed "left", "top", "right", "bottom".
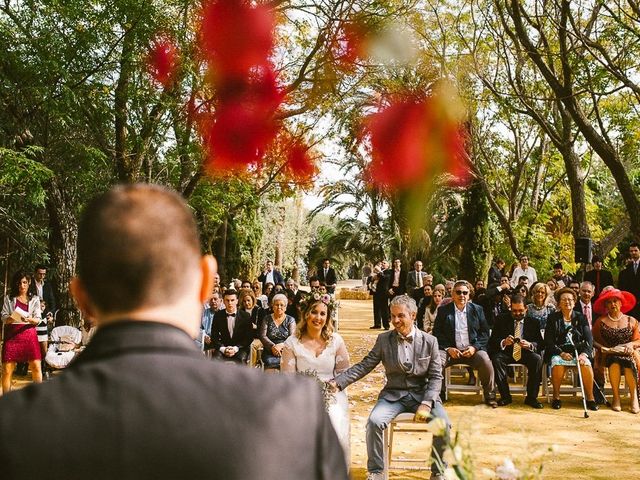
[
  {"left": 281, "top": 340, "right": 297, "bottom": 373},
  {"left": 333, "top": 334, "right": 350, "bottom": 375}
]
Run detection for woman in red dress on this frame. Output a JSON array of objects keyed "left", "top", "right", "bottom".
[{"left": 1, "top": 270, "right": 43, "bottom": 393}]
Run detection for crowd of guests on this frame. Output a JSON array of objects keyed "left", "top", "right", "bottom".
[{"left": 361, "top": 244, "right": 640, "bottom": 414}]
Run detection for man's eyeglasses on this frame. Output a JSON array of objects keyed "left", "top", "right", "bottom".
[{"left": 455, "top": 290, "right": 469, "bottom": 295}]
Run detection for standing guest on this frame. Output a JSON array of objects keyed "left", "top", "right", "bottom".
[
  {"left": 488, "top": 258, "right": 506, "bottom": 286},
  {"left": 282, "top": 294, "right": 351, "bottom": 459},
  {"left": 551, "top": 263, "right": 572, "bottom": 288},
  {"left": 29, "top": 264, "right": 56, "bottom": 377},
  {"left": 387, "top": 259, "right": 407, "bottom": 298},
  {"left": 583, "top": 255, "right": 614, "bottom": 300},
  {"left": 618, "top": 242, "right": 640, "bottom": 320},
  {"left": 258, "top": 260, "right": 284, "bottom": 291},
  {"left": 211, "top": 290, "right": 254, "bottom": 364},
  {"left": 510, "top": 255, "right": 538, "bottom": 288},
  {"left": 526, "top": 283, "right": 555, "bottom": 330},
  {"left": 370, "top": 266, "right": 390, "bottom": 330},
  {"left": 544, "top": 287, "right": 598, "bottom": 411},
  {"left": 1, "top": 271, "right": 43, "bottom": 392},
  {"left": 0, "top": 184, "right": 346, "bottom": 479},
  {"left": 317, "top": 258, "right": 338, "bottom": 294},
  {"left": 489, "top": 295, "right": 544, "bottom": 408},
  {"left": 432, "top": 280, "right": 497, "bottom": 407},
  {"left": 329, "top": 295, "right": 450, "bottom": 480},
  {"left": 406, "top": 260, "right": 429, "bottom": 302},
  {"left": 591, "top": 288, "right": 640, "bottom": 413},
  {"left": 259, "top": 294, "right": 296, "bottom": 371}
]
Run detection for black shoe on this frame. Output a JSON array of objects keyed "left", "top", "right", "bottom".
[
  {"left": 484, "top": 397, "right": 498, "bottom": 408},
  {"left": 586, "top": 400, "right": 599, "bottom": 411},
  {"left": 383, "top": 327, "right": 389, "bottom": 330},
  {"left": 369, "top": 326, "right": 381, "bottom": 329},
  {"left": 551, "top": 399, "right": 562, "bottom": 409},
  {"left": 524, "top": 398, "right": 544, "bottom": 409},
  {"left": 497, "top": 397, "right": 512, "bottom": 407}
]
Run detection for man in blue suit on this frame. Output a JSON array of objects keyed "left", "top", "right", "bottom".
[{"left": 433, "top": 280, "right": 497, "bottom": 407}]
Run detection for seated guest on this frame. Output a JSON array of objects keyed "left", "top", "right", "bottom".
[
  {"left": 489, "top": 295, "right": 544, "bottom": 408},
  {"left": 568, "top": 280, "right": 580, "bottom": 296},
  {"left": 545, "top": 287, "right": 598, "bottom": 410},
  {"left": 433, "top": 280, "right": 497, "bottom": 407},
  {"left": 263, "top": 282, "right": 275, "bottom": 305},
  {"left": 211, "top": 290, "right": 253, "bottom": 364},
  {"left": 239, "top": 289, "right": 262, "bottom": 333},
  {"left": 198, "top": 292, "right": 220, "bottom": 351},
  {"left": 417, "top": 287, "right": 443, "bottom": 333},
  {"left": 591, "top": 288, "right": 640, "bottom": 413},
  {"left": 527, "top": 283, "right": 555, "bottom": 330},
  {"left": 259, "top": 293, "right": 296, "bottom": 372},
  {"left": 285, "top": 288, "right": 298, "bottom": 319},
  {"left": 252, "top": 281, "right": 268, "bottom": 309},
  {"left": 575, "top": 282, "right": 595, "bottom": 329},
  {"left": 513, "top": 284, "right": 529, "bottom": 303}
]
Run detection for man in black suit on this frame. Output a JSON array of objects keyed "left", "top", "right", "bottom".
[
  {"left": 618, "top": 242, "right": 640, "bottom": 319},
  {"left": 387, "top": 258, "right": 407, "bottom": 298},
  {"left": 258, "top": 260, "right": 284, "bottom": 290},
  {"left": 583, "top": 255, "right": 614, "bottom": 300},
  {"left": 317, "top": 258, "right": 337, "bottom": 294},
  {"left": 0, "top": 184, "right": 347, "bottom": 480},
  {"left": 405, "top": 260, "right": 429, "bottom": 302},
  {"left": 487, "top": 258, "right": 505, "bottom": 286},
  {"left": 28, "top": 264, "right": 57, "bottom": 316},
  {"left": 432, "top": 280, "right": 497, "bottom": 407},
  {"left": 211, "top": 289, "right": 254, "bottom": 364},
  {"left": 488, "top": 295, "right": 544, "bottom": 408},
  {"left": 370, "top": 265, "right": 390, "bottom": 329}
]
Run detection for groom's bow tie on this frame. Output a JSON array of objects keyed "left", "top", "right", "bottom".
[{"left": 398, "top": 335, "right": 413, "bottom": 344}]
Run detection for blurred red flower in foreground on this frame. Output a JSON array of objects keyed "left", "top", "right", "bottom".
[
  {"left": 332, "top": 21, "right": 369, "bottom": 70},
  {"left": 148, "top": 37, "right": 179, "bottom": 86},
  {"left": 363, "top": 86, "right": 469, "bottom": 191},
  {"left": 200, "top": 0, "right": 274, "bottom": 77},
  {"left": 285, "top": 141, "right": 318, "bottom": 183}
]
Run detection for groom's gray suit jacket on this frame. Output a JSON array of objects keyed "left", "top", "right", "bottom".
[{"left": 334, "top": 329, "right": 442, "bottom": 405}]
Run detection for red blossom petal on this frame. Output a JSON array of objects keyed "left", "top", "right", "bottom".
[
  {"left": 285, "top": 142, "right": 318, "bottom": 182},
  {"left": 148, "top": 38, "right": 179, "bottom": 86},
  {"left": 332, "top": 22, "right": 368, "bottom": 70},
  {"left": 443, "top": 126, "right": 471, "bottom": 186},
  {"left": 200, "top": 0, "right": 274, "bottom": 76}
]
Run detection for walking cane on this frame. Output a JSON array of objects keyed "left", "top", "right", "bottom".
[{"left": 567, "top": 332, "right": 589, "bottom": 418}]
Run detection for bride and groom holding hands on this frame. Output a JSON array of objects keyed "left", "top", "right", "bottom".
[{"left": 284, "top": 292, "right": 450, "bottom": 480}]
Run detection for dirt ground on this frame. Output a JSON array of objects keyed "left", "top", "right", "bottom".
[{"left": 335, "top": 284, "right": 640, "bottom": 480}]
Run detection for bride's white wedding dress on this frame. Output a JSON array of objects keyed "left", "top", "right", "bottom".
[{"left": 282, "top": 333, "right": 351, "bottom": 461}]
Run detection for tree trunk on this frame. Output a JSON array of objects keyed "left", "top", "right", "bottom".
[
  {"left": 458, "top": 180, "right": 492, "bottom": 283},
  {"left": 46, "top": 179, "right": 80, "bottom": 327}
]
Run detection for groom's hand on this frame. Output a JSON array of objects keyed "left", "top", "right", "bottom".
[{"left": 414, "top": 404, "right": 431, "bottom": 423}]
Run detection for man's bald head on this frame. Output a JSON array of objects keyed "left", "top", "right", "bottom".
[{"left": 76, "top": 184, "right": 202, "bottom": 314}]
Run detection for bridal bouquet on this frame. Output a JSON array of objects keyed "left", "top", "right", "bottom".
[{"left": 298, "top": 369, "right": 336, "bottom": 412}]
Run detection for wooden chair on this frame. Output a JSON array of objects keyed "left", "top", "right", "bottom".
[{"left": 382, "top": 412, "right": 433, "bottom": 479}]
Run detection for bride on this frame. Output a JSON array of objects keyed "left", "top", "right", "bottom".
[{"left": 281, "top": 293, "right": 351, "bottom": 460}]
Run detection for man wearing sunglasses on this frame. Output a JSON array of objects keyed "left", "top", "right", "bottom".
[{"left": 432, "top": 280, "right": 497, "bottom": 407}]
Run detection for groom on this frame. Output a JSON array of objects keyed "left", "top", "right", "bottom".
[{"left": 330, "top": 295, "right": 450, "bottom": 480}]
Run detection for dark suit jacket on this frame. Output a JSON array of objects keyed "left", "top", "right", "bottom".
[
  {"left": 28, "top": 281, "right": 56, "bottom": 315},
  {"left": 488, "top": 265, "right": 504, "bottom": 286},
  {"left": 211, "top": 309, "right": 254, "bottom": 352},
  {"left": 432, "top": 302, "right": 490, "bottom": 352},
  {"left": 258, "top": 269, "right": 284, "bottom": 289},
  {"left": 488, "top": 313, "right": 543, "bottom": 356},
  {"left": 618, "top": 263, "right": 640, "bottom": 299},
  {"left": 583, "top": 269, "right": 614, "bottom": 298},
  {"left": 334, "top": 329, "right": 442, "bottom": 405},
  {"left": 0, "top": 321, "right": 347, "bottom": 480},
  {"left": 317, "top": 267, "right": 337, "bottom": 293},
  {"left": 405, "top": 270, "right": 429, "bottom": 291},
  {"left": 386, "top": 269, "right": 407, "bottom": 296},
  {"left": 544, "top": 310, "right": 593, "bottom": 363}
]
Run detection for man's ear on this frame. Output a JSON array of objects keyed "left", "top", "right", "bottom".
[
  {"left": 69, "top": 277, "right": 97, "bottom": 319},
  {"left": 199, "top": 255, "right": 217, "bottom": 303}
]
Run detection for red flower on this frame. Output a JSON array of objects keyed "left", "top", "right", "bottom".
[
  {"left": 200, "top": 0, "right": 274, "bottom": 77},
  {"left": 148, "top": 37, "right": 179, "bottom": 86},
  {"left": 332, "top": 22, "right": 368, "bottom": 70},
  {"left": 285, "top": 141, "right": 318, "bottom": 182}
]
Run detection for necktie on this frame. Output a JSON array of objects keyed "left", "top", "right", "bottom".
[
  {"left": 417, "top": 272, "right": 422, "bottom": 288},
  {"left": 513, "top": 321, "right": 522, "bottom": 361},
  {"left": 583, "top": 304, "right": 591, "bottom": 327},
  {"left": 635, "top": 262, "right": 639, "bottom": 274},
  {"left": 227, "top": 314, "right": 236, "bottom": 338}
]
